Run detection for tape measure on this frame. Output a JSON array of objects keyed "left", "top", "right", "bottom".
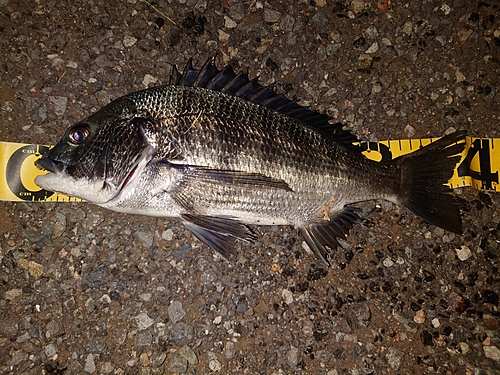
[
  {"left": 0, "top": 142, "right": 83, "bottom": 202},
  {"left": 358, "top": 136, "right": 499, "bottom": 192},
  {"left": 0, "top": 136, "right": 498, "bottom": 202}
]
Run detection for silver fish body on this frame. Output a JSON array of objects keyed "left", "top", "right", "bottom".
[{"left": 35, "top": 61, "right": 465, "bottom": 263}]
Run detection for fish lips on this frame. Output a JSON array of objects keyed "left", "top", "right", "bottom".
[{"left": 35, "top": 157, "right": 66, "bottom": 174}]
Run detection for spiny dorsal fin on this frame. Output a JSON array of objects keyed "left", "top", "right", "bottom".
[{"left": 170, "top": 59, "right": 360, "bottom": 149}]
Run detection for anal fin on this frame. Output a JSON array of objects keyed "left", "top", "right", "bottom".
[
  {"left": 300, "top": 206, "right": 360, "bottom": 265},
  {"left": 182, "top": 214, "right": 256, "bottom": 258}
]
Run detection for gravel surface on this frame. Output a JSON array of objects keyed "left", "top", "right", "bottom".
[{"left": 1, "top": 0, "right": 499, "bottom": 374}]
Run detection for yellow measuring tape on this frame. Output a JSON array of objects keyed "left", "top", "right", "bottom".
[
  {"left": 0, "top": 137, "right": 498, "bottom": 202},
  {"left": 0, "top": 142, "right": 83, "bottom": 202},
  {"left": 359, "top": 136, "right": 499, "bottom": 191}
]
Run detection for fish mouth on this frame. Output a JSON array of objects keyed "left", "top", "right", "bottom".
[
  {"left": 35, "top": 158, "right": 66, "bottom": 174},
  {"left": 100, "top": 145, "right": 154, "bottom": 207}
]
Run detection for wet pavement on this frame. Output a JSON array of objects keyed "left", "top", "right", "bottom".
[{"left": 0, "top": 0, "right": 499, "bottom": 374}]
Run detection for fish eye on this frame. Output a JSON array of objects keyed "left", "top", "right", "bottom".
[{"left": 68, "top": 125, "right": 90, "bottom": 144}]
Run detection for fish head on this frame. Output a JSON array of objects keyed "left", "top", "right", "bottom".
[{"left": 35, "top": 97, "right": 155, "bottom": 204}]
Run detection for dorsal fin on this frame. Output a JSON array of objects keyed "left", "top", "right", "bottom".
[{"left": 170, "top": 59, "right": 360, "bottom": 149}]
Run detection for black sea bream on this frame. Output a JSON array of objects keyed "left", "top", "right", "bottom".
[{"left": 35, "top": 60, "right": 465, "bottom": 264}]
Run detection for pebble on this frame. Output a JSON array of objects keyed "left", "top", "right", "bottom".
[
  {"left": 281, "top": 289, "right": 294, "bottom": 305},
  {"left": 310, "top": 10, "right": 329, "bottom": 29},
  {"left": 169, "top": 300, "right": 186, "bottom": 324},
  {"left": 28, "top": 260, "right": 44, "bottom": 277},
  {"left": 68, "top": 208, "right": 86, "bottom": 223},
  {"left": 455, "top": 70, "right": 466, "bottom": 83},
  {"left": 123, "top": 35, "right": 137, "bottom": 47},
  {"left": 179, "top": 345, "right": 198, "bottom": 364},
  {"left": 357, "top": 53, "right": 373, "bottom": 70},
  {"left": 31, "top": 106, "right": 47, "bottom": 125},
  {"left": 46, "top": 320, "right": 60, "bottom": 337},
  {"left": 169, "top": 322, "right": 194, "bottom": 346},
  {"left": 134, "top": 229, "right": 154, "bottom": 248},
  {"left": 25, "top": 228, "right": 51, "bottom": 244},
  {"left": 287, "top": 345, "right": 299, "bottom": 367},
  {"left": 150, "top": 352, "right": 167, "bottom": 367},
  {"left": 52, "top": 213, "right": 66, "bottom": 238},
  {"left": 365, "top": 42, "right": 379, "bottom": 54},
  {"left": 483, "top": 345, "right": 500, "bottom": 362},
  {"left": 385, "top": 347, "right": 403, "bottom": 370},
  {"left": 209, "top": 359, "right": 222, "bottom": 372},
  {"left": 44, "top": 343, "right": 57, "bottom": 358},
  {"left": 168, "top": 352, "right": 188, "bottom": 373},
  {"left": 263, "top": 9, "right": 281, "bottom": 24},
  {"left": 383, "top": 258, "right": 394, "bottom": 267},
  {"left": 100, "top": 362, "right": 113, "bottom": 374},
  {"left": 459, "top": 342, "right": 469, "bottom": 355},
  {"left": 161, "top": 229, "right": 174, "bottom": 241},
  {"left": 224, "top": 16, "right": 237, "bottom": 29},
  {"left": 84, "top": 265, "right": 108, "bottom": 287},
  {"left": 201, "top": 269, "right": 217, "bottom": 285},
  {"left": 48, "top": 96, "right": 68, "bottom": 116},
  {"left": 326, "top": 42, "right": 342, "bottom": 56},
  {"left": 172, "top": 243, "right": 191, "bottom": 261},
  {"left": 218, "top": 29, "right": 230, "bottom": 44},
  {"left": 356, "top": 304, "right": 371, "bottom": 328},
  {"left": 404, "top": 124, "right": 416, "bottom": 138},
  {"left": 135, "top": 330, "right": 153, "bottom": 346},
  {"left": 315, "top": 349, "right": 330, "bottom": 363},
  {"left": 82, "top": 211, "right": 104, "bottom": 230},
  {"left": 403, "top": 20, "right": 414, "bottom": 36},
  {"left": 17, "top": 332, "right": 30, "bottom": 343},
  {"left": 455, "top": 245, "right": 472, "bottom": 261},
  {"left": 413, "top": 309, "right": 425, "bottom": 324},
  {"left": 225, "top": 341, "right": 234, "bottom": 359},
  {"left": 458, "top": 28, "right": 473, "bottom": 43},
  {"left": 364, "top": 25, "right": 378, "bottom": 39},
  {"left": 142, "top": 74, "right": 157, "bottom": 88},
  {"left": 351, "top": 0, "right": 364, "bottom": 13},
  {"left": 279, "top": 15, "right": 295, "bottom": 32},
  {"left": 84, "top": 353, "right": 96, "bottom": 373},
  {"left": 431, "top": 318, "right": 440, "bottom": 328},
  {"left": 4, "top": 288, "right": 22, "bottom": 301},
  {"left": 134, "top": 312, "right": 154, "bottom": 331},
  {"left": 139, "top": 352, "right": 150, "bottom": 366}
]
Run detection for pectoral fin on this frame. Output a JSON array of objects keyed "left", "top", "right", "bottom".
[
  {"left": 182, "top": 166, "right": 293, "bottom": 191},
  {"left": 182, "top": 214, "right": 256, "bottom": 258},
  {"left": 167, "top": 164, "right": 293, "bottom": 212}
]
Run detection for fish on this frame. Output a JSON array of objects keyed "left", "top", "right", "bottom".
[{"left": 35, "top": 59, "right": 466, "bottom": 264}]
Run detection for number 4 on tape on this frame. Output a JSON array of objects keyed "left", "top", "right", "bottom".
[
  {"left": 0, "top": 137, "right": 498, "bottom": 202},
  {"left": 457, "top": 138, "right": 498, "bottom": 191}
]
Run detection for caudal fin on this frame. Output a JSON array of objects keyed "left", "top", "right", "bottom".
[{"left": 394, "top": 131, "right": 466, "bottom": 234}]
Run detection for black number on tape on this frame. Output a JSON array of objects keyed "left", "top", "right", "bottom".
[
  {"left": 458, "top": 139, "right": 498, "bottom": 190},
  {"left": 359, "top": 142, "right": 393, "bottom": 162},
  {"left": 6, "top": 144, "right": 55, "bottom": 201}
]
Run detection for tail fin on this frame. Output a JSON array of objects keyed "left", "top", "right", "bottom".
[{"left": 394, "top": 131, "right": 466, "bottom": 234}]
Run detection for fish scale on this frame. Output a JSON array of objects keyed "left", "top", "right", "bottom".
[
  {"left": 35, "top": 60, "right": 466, "bottom": 264},
  {"left": 132, "top": 87, "right": 376, "bottom": 213}
]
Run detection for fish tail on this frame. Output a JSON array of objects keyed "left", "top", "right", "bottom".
[{"left": 393, "top": 131, "right": 466, "bottom": 234}]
